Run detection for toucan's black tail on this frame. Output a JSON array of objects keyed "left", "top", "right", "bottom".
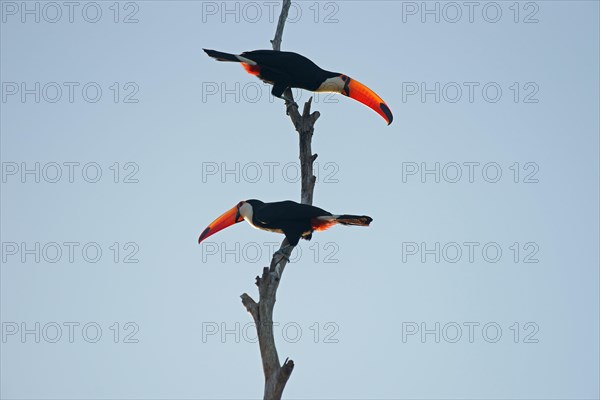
[
  {"left": 203, "top": 49, "right": 240, "bottom": 62},
  {"left": 334, "top": 215, "right": 373, "bottom": 227}
]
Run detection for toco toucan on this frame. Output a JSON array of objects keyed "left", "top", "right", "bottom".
[
  {"left": 198, "top": 199, "right": 373, "bottom": 247},
  {"left": 203, "top": 49, "right": 393, "bottom": 125}
]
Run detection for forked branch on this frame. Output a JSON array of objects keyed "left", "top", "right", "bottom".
[{"left": 239, "top": 1, "right": 320, "bottom": 398}]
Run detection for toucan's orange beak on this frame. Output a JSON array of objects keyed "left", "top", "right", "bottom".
[
  {"left": 198, "top": 203, "right": 243, "bottom": 244},
  {"left": 342, "top": 76, "right": 393, "bottom": 125}
]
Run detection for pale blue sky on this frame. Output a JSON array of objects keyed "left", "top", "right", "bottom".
[{"left": 1, "top": 1, "right": 599, "bottom": 399}]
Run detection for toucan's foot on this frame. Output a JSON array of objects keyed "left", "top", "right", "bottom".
[
  {"left": 270, "top": 243, "right": 293, "bottom": 277},
  {"left": 274, "top": 248, "right": 290, "bottom": 264},
  {"left": 285, "top": 101, "right": 298, "bottom": 115}
]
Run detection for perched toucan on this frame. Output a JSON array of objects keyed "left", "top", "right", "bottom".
[
  {"left": 198, "top": 199, "right": 373, "bottom": 246},
  {"left": 203, "top": 49, "right": 393, "bottom": 125}
]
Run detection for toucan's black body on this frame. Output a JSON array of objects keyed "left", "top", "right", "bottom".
[
  {"left": 198, "top": 199, "right": 373, "bottom": 246},
  {"left": 203, "top": 48, "right": 394, "bottom": 125},
  {"left": 244, "top": 200, "right": 372, "bottom": 246},
  {"left": 204, "top": 49, "right": 337, "bottom": 97},
  {"left": 209, "top": 50, "right": 341, "bottom": 97},
  {"left": 245, "top": 200, "right": 330, "bottom": 245}
]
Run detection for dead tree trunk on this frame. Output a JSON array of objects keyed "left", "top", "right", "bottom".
[{"left": 239, "top": 1, "right": 320, "bottom": 398}]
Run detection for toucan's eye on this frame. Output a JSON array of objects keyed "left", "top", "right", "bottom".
[{"left": 237, "top": 201, "right": 244, "bottom": 208}]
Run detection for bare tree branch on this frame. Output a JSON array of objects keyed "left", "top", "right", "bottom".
[
  {"left": 270, "top": 0, "right": 291, "bottom": 51},
  {"left": 240, "top": 1, "right": 320, "bottom": 398}
]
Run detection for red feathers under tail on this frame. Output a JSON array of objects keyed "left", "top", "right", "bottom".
[{"left": 312, "top": 215, "right": 373, "bottom": 231}]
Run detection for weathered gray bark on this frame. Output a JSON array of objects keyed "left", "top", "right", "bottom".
[
  {"left": 239, "top": 1, "right": 320, "bottom": 398},
  {"left": 270, "top": 0, "right": 291, "bottom": 52}
]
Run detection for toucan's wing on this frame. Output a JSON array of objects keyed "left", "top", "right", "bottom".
[{"left": 254, "top": 201, "right": 331, "bottom": 225}]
